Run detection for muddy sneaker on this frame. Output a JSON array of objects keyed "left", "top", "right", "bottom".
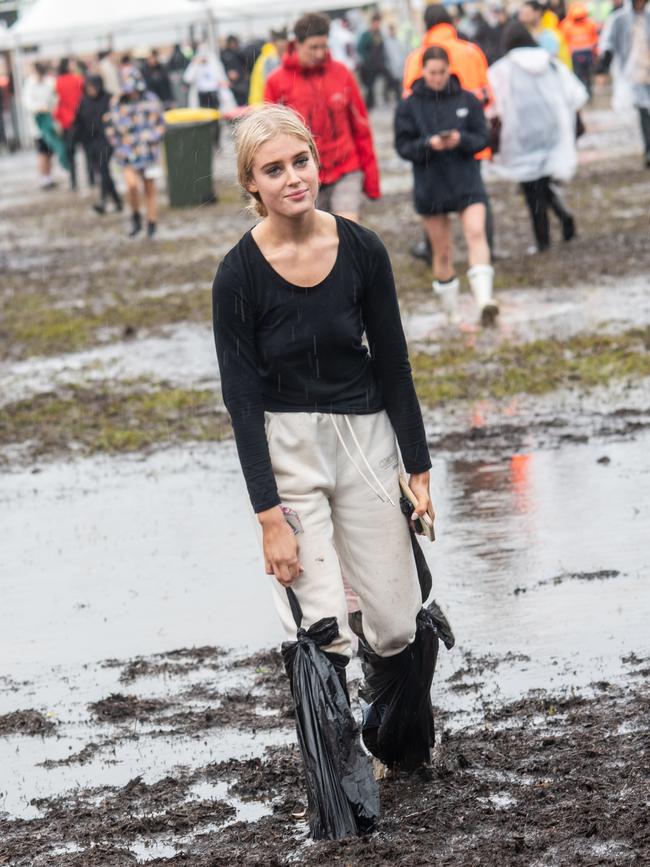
[
  {"left": 373, "top": 758, "right": 391, "bottom": 780},
  {"left": 480, "top": 302, "right": 499, "bottom": 328}
]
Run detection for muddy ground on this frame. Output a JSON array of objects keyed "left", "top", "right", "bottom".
[
  {"left": 1, "top": 646, "right": 648, "bottom": 866},
  {"left": 1, "top": 99, "right": 650, "bottom": 864}
]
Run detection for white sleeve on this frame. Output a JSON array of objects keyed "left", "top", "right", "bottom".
[
  {"left": 558, "top": 63, "right": 589, "bottom": 112},
  {"left": 182, "top": 61, "right": 196, "bottom": 85}
]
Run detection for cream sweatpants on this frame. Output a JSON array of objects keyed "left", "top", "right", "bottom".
[{"left": 263, "top": 409, "right": 422, "bottom": 659}]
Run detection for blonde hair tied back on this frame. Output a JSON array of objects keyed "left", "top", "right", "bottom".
[{"left": 234, "top": 104, "right": 320, "bottom": 218}]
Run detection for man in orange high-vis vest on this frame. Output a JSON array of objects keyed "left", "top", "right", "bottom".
[
  {"left": 561, "top": 2, "right": 599, "bottom": 94},
  {"left": 403, "top": 7, "right": 492, "bottom": 107},
  {"left": 403, "top": 4, "right": 495, "bottom": 264}
]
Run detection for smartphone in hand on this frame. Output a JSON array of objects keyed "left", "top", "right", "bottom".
[{"left": 399, "top": 477, "right": 435, "bottom": 542}]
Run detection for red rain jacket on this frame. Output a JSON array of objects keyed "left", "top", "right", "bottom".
[
  {"left": 54, "top": 73, "right": 84, "bottom": 130},
  {"left": 264, "top": 48, "right": 380, "bottom": 199}
]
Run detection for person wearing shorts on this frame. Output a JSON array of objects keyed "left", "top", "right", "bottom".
[
  {"left": 395, "top": 46, "right": 499, "bottom": 326},
  {"left": 104, "top": 69, "right": 165, "bottom": 238},
  {"left": 264, "top": 12, "right": 380, "bottom": 222}
]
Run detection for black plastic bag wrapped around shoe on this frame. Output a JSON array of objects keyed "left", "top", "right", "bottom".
[
  {"left": 358, "top": 602, "right": 441, "bottom": 772},
  {"left": 348, "top": 499, "right": 455, "bottom": 772},
  {"left": 281, "top": 588, "right": 379, "bottom": 840}
]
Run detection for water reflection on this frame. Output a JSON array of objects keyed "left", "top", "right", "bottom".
[{"left": 427, "top": 431, "right": 650, "bottom": 675}]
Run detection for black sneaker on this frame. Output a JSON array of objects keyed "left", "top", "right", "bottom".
[
  {"left": 562, "top": 216, "right": 576, "bottom": 242},
  {"left": 128, "top": 212, "right": 142, "bottom": 237},
  {"left": 410, "top": 237, "right": 432, "bottom": 263},
  {"left": 147, "top": 220, "right": 156, "bottom": 239},
  {"left": 92, "top": 201, "right": 106, "bottom": 216}
]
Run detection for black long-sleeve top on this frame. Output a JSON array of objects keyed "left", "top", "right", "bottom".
[
  {"left": 395, "top": 76, "right": 488, "bottom": 215},
  {"left": 212, "top": 217, "right": 431, "bottom": 513}
]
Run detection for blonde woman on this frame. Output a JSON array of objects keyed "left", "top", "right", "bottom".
[{"left": 212, "top": 106, "right": 434, "bottom": 776}]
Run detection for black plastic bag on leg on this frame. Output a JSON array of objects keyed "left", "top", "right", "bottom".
[
  {"left": 281, "top": 588, "right": 379, "bottom": 840},
  {"left": 348, "top": 499, "right": 455, "bottom": 771},
  {"left": 359, "top": 604, "right": 440, "bottom": 771}
]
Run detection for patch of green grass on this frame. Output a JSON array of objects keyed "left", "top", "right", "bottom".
[
  {"left": 1, "top": 288, "right": 212, "bottom": 361},
  {"left": 412, "top": 326, "right": 650, "bottom": 405},
  {"left": 1, "top": 383, "right": 231, "bottom": 462}
]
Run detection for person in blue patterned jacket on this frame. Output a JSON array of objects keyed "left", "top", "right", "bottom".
[{"left": 105, "top": 68, "right": 165, "bottom": 238}]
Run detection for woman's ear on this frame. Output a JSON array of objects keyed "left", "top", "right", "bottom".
[{"left": 245, "top": 175, "right": 258, "bottom": 195}]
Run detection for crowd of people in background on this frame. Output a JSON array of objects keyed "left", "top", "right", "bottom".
[{"left": 14, "top": 0, "right": 650, "bottom": 319}]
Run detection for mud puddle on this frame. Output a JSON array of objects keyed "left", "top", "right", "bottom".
[
  {"left": 402, "top": 274, "right": 650, "bottom": 346},
  {"left": 1, "top": 426, "right": 649, "bottom": 862},
  {"left": 0, "top": 323, "right": 217, "bottom": 409},
  {"left": 2, "top": 427, "right": 649, "bottom": 678}
]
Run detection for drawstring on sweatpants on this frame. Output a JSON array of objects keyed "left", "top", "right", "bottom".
[{"left": 328, "top": 414, "right": 396, "bottom": 507}]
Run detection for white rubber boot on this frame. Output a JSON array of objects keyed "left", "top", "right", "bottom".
[
  {"left": 468, "top": 264, "right": 498, "bottom": 327},
  {"left": 432, "top": 276, "right": 460, "bottom": 324}
]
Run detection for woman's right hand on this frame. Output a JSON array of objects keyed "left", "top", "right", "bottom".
[{"left": 258, "top": 506, "right": 303, "bottom": 587}]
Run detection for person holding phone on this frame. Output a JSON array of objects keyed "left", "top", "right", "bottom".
[
  {"left": 212, "top": 106, "right": 434, "bottom": 771},
  {"left": 395, "top": 45, "right": 498, "bottom": 326}
]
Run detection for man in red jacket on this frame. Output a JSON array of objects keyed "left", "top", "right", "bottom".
[{"left": 264, "top": 12, "right": 380, "bottom": 222}]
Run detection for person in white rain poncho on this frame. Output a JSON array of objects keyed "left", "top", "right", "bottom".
[
  {"left": 488, "top": 21, "right": 588, "bottom": 252},
  {"left": 183, "top": 46, "right": 234, "bottom": 147},
  {"left": 596, "top": 0, "right": 650, "bottom": 167}
]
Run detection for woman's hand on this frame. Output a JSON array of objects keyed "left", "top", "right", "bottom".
[
  {"left": 408, "top": 471, "right": 435, "bottom": 529},
  {"left": 444, "top": 130, "right": 461, "bottom": 149},
  {"left": 430, "top": 134, "right": 445, "bottom": 151},
  {"left": 258, "top": 506, "right": 303, "bottom": 587}
]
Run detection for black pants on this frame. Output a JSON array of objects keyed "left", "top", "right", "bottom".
[
  {"left": 63, "top": 127, "right": 77, "bottom": 189},
  {"left": 198, "top": 91, "right": 221, "bottom": 148},
  {"left": 361, "top": 67, "right": 395, "bottom": 110},
  {"left": 571, "top": 50, "right": 593, "bottom": 97},
  {"left": 639, "top": 107, "right": 650, "bottom": 162},
  {"left": 520, "top": 176, "right": 574, "bottom": 250},
  {"left": 90, "top": 144, "right": 121, "bottom": 206}
]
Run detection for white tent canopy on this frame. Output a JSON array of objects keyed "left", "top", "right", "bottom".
[
  {"left": 0, "top": 24, "right": 14, "bottom": 50},
  {"left": 11, "top": 0, "right": 372, "bottom": 46},
  {"left": 11, "top": 0, "right": 207, "bottom": 45}
]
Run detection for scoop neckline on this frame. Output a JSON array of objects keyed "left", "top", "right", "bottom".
[{"left": 247, "top": 215, "right": 342, "bottom": 291}]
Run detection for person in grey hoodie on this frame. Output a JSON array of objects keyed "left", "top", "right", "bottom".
[
  {"left": 597, "top": 0, "right": 650, "bottom": 166},
  {"left": 488, "top": 21, "right": 588, "bottom": 251}
]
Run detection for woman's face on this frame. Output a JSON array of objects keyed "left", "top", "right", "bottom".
[
  {"left": 422, "top": 58, "right": 450, "bottom": 91},
  {"left": 247, "top": 133, "right": 319, "bottom": 219}
]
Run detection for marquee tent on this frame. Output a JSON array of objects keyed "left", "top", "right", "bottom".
[{"left": 11, "top": 0, "right": 372, "bottom": 45}]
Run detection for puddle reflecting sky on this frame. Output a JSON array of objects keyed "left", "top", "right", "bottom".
[{"left": 1, "top": 433, "right": 648, "bottom": 686}]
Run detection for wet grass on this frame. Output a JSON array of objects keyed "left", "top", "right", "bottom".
[
  {"left": 1, "top": 383, "right": 230, "bottom": 462},
  {"left": 3, "top": 328, "right": 650, "bottom": 463},
  {"left": 1, "top": 287, "right": 212, "bottom": 361},
  {"left": 412, "top": 325, "right": 650, "bottom": 404}
]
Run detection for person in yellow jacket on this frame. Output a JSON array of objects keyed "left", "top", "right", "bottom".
[
  {"left": 519, "top": 0, "right": 573, "bottom": 67},
  {"left": 248, "top": 30, "right": 288, "bottom": 105}
]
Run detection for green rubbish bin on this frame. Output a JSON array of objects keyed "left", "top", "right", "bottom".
[{"left": 164, "top": 108, "right": 220, "bottom": 207}]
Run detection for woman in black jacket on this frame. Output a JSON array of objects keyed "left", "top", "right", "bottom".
[
  {"left": 75, "top": 75, "right": 122, "bottom": 215},
  {"left": 395, "top": 46, "right": 498, "bottom": 326}
]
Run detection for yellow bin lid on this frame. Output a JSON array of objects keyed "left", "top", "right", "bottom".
[{"left": 164, "top": 107, "right": 221, "bottom": 124}]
